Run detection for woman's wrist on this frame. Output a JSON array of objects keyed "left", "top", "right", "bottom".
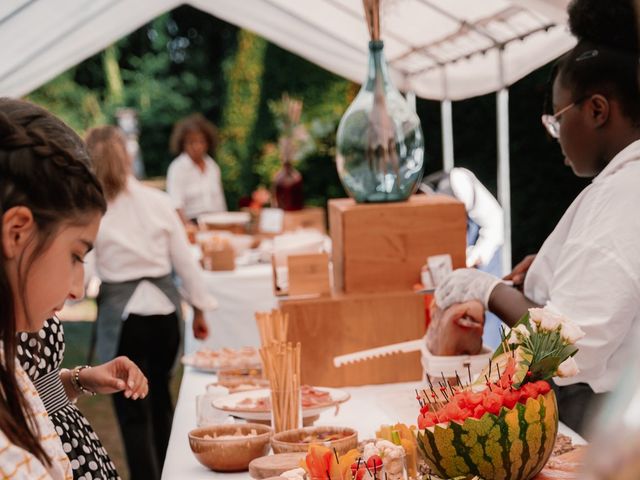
[{"left": 68, "top": 366, "right": 96, "bottom": 396}]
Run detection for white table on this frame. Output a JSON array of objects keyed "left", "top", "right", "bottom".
[
  {"left": 161, "top": 368, "right": 586, "bottom": 479},
  {"left": 184, "top": 263, "right": 278, "bottom": 354}
]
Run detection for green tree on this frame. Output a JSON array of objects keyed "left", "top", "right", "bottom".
[
  {"left": 217, "top": 30, "right": 267, "bottom": 208},
  {"left": 27, "top": 70, "right": 106, "bottom": 134}
]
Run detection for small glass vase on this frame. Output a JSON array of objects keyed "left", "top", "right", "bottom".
[
  {"left": 269, "top": 386, "right": 303, "bottom": 433},
  {"left": 273, "top": 160, "right": 304, "bottom": 211},
  {"left": 336, "top": 40, "right": 425, "bottom": 203}
]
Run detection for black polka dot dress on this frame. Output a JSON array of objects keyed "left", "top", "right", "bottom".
[{"left": 17, "top": 317, "right": 120, "bottom": 480}]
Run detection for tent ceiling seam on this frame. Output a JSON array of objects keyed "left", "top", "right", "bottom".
[
  {"left": 0, "top": 0, "right": 38, "bottom": 28},
  {"left": 407, "top": 22, "right": 555, "bottom": 78},
  {"left": 0, "top": 0, "right": 123, "bottom": 83},
  {"left": 261, "top": 0, "right": 363, "bottom": 57},
  {"left": 384, "top": 3, "right": 554, "bottom": 73},
  {"left": 417, "top": 0, "right": 500, "bottom": 46}
]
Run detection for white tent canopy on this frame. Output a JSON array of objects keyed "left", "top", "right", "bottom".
[{"left": 1, "top": 0, "right": 573, "bottom": 100}]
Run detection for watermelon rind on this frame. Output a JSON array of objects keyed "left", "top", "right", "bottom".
[{"left": 416, "top": 391, "right": 558, "bottom": 480}]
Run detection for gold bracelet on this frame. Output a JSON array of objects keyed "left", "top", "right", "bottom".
[{"left": 71, "top": 365, "right": 96, "bottom": 396}]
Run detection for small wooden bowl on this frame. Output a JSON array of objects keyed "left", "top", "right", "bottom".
[
  {"left": 188, "top": 423, "right": 272, "bottom": 472},
  {"left": 271, "top": 426, "right": 357, "bottom": 455}
]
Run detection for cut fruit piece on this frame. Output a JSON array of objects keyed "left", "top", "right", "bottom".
[{"left": 474, "top": 348, "right": 533, "bottom": 390}]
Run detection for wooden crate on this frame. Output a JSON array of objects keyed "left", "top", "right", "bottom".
[
  {"left": 272, "top": 253, "right": 331, "bottom": 297},
  {"left": 329, "top": 195, "right": 466, "bottom": 294},
  {"left": 283, "top": 207, "right": 326, "bottom": 234},
  {"left": 279, "top": 291, "right": 426, "bottom": 387},
  {"left": 287, "top": 253, "right": 331, "bottom": 297}
]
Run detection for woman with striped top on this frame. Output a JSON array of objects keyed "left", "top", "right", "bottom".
[{"left": 17, "top": 317, "right": 149, "bottom": 479}]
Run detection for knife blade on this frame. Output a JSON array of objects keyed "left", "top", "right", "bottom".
[{"left": 332, "top": 339, "right": 424, "bottom": 368}]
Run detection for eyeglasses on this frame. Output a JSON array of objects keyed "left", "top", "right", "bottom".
[{"left": 540, "top": 96, "right": 588, "bottom": 138}]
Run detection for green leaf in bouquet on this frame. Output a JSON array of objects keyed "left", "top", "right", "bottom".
[
  {"left": 528, "top": 356, "right": 563, "bottom": 381},
  {"left": 557, "top": 344, "right": 579, "bottom": 361},
  {"left": 491, "top": 312, "right": 531, "bottom": 359}
]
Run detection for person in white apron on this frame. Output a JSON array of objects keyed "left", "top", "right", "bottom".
[{"left": 85, "top": 126, "right": 218, "bottom": 479}]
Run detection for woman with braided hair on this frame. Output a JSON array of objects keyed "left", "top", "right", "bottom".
[{"left": 0, "top": 98, "right": 148, "bottom": 479}]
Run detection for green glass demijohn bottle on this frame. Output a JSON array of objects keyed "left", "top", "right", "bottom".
[{"left": 336, "top": 39, "right": 425, "bottom": 203}]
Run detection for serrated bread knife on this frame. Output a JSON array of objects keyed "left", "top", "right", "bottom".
[{"left": 332, "top": 339, "right": 425, "bottom": 368}]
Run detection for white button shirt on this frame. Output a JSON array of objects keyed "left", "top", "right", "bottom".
[
  {"left": 166, "top": 152, "right": 227, "bottom": 220},
  {"left": 87, "top": 177, "right": 218, "bottom": 317},
  {"left": 525, "top": 140, "right": 640, "bottom": 393}
]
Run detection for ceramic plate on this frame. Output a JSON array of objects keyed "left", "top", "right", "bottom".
[
  {"left": 212, "top": 387, "right": 351, "bottom": 421},
  {"left": 181, "top": 348, "right": 261, "bottom": 373}
]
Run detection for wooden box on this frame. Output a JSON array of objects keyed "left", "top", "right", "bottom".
[
  {"left": 279, "top": 291, "right": 426, "bottom": 387},
  {"left": 329, "top": 195, "right": 466, "bottom": 294},
  {"left": 200, "top": 240, "right": 235, "bottom": 271},
  {"left": 283, "top": 207, "right": 326, "bottom": 234},
  {"left": 287, "top": 253, "right": 331, "bottom": 297},
  {"left": 272, "top": 253, "right": 331, "bottom": 297}
]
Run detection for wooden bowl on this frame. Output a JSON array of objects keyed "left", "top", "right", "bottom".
[
  {"left": 271, "top": 426, "right": 357, "bottom": 455},
  {"left": 188, "top": 423, "right": 272, "bottom": 472}
]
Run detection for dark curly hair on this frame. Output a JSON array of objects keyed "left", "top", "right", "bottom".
[
  {"left": 0, "top": 98, "right": 106, "bottom": 466},
  {"left": 169, "top": 113, "right": 218, "bottom": 156},
  {"left": 544, "top": 0, "right": 640, "bottom": 124},
  {"left": 567, "top": 0, "right": 639, "bottom": 52}
]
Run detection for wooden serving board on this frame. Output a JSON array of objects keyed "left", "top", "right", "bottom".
[{"left": 249, "top": 452, "right": 306, "bottom": 479}]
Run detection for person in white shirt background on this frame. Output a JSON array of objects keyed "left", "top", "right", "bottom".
[
  {"left": 166, "top": 113, "right": 227, "bottom": 224},
  {"left": 421, "top": 167, "right": 505, "bottom": 348},
  {"left": 85, "top": 126, "right": 218, "bottom": 479},
  {"left": 432, "top": 0, "right": 640, "bottom": 437}
]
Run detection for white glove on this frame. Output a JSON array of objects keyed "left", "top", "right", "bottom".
[{"left": 434, "top": 268, "right": 503, "bottom": 310}]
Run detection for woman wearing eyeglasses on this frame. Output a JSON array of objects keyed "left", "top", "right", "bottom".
[{"left": 432, "top": 0, "right": 640, "bottom": 437}]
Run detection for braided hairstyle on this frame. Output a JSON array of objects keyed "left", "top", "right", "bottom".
[{"left": 0, "top": 98, "right": 106, "bottom": 465}]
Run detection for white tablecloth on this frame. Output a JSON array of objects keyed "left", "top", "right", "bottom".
[
  {"left": 161, "top": 368, "right": 586, "bottom": 479},
  {"left": 184, "top": 264, "right": 278, "bottom": 354}
]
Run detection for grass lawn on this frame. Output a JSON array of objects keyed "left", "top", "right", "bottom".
[{"left": 62, "top": 320, "right": 183, "bottom": 480}]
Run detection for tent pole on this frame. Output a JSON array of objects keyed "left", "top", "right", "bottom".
[
  {"left": 440, "top": 66, "right": 454, "bottom": 172},
  {"left": 497, "top": 50, "right": 512, "bottom": 274}
]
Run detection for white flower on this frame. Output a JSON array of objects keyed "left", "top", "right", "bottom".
[
  {"left": 514, "top": 324, "right": 530, "bottom": 338},
  {"left": 529, "top": 308, "right": 545, "bottom": 325},
  {"left": 560, "top": 320, "right": 585, "bottom": 344},
  {"left": 508, "top": 324, "right": 531, "bottom": 344},
  {"left": 529, "top": 306, "right": 565, "bottom": 332},
  {"left": 529, "top": 318, "right": 538, "bottom": 333},
  {"left": 557, "top": 357, "right": 580, "bottom": 378},
  {"left": 541, "top": 311, "right": 564, "bottom": 331}
]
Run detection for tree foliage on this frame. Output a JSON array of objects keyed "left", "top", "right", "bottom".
[{"left": 217, "top": 30, "right": 267, "bottom": 209}]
